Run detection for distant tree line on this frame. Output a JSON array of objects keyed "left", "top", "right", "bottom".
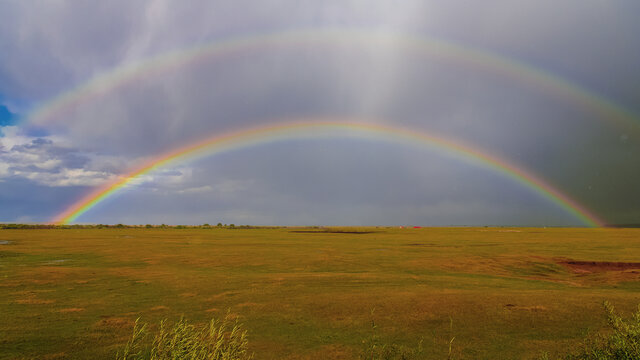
[{"left": 0, "top": 223, "right": 281, "bottom": 230}]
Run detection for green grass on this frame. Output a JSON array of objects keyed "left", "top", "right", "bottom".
[
  {"left": 1, "top": 227, "right": 639, "bottom": 359},
  {"left": 116, "top": 312, "right": 252, "bottom": 360}
]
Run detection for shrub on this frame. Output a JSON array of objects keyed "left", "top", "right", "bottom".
[
  {"left": 116, "top": 312, "right": 253, "bottom": 360},
  {"left": 541, "top": 301, "right": 640, "bottom": 360}
]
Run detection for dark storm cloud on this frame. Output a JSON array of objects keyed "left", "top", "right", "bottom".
[
  {"left": 0, "top": 177, "right": 82, "bottom": 223},
  {"left": 0, "top": 1, "right": 638, "bottom": 225},
  {"left": 81, "top": 140, "right": 579, "bottom": 226},
  {"left": 0, "top": 1, "right": 148, "bottom": 100}
]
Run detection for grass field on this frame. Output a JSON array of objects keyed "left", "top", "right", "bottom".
[{"left": 1, "top": 227, "right": 639, "bottom": 359}]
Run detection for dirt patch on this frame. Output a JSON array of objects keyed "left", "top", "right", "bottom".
[
  {"left": 40, "top": 352, "right": 67, "bottom": 359},
  {"left": 403, "top": 243, "right": 464, "bottom": 248},
  {"left": 57, "top": 307, "right": 85, "bottom": 313},
  {"left": 236, "top": 302, "right": 262, "bottom": 308},
  {"left": 11, "top": 290, "right": 54, "bottom": 295},
  {"left": 15, "top": 296, "right": 55, "bottom": 304},
  {"left": 0, "top": 240, "right": 11, "bottom": 245},
  {"left": 150, "top": 305, "right": 169, "bottom": 311},
  {"left": 559, "top": 260, "right": 640, "bottom": 273}
]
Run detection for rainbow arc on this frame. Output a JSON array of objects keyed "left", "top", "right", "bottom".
[{"left": 54, "top": 119, "right": 605, "bottom": 227}]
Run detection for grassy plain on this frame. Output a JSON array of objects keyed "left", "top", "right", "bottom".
[{"left": 1, "top": 227, "right": 639, "bottom": 359}]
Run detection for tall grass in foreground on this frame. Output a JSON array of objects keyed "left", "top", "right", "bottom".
[
  {"left": 117, "top": 301, "right": 640, "bottom": 359},
  {"left": 541, "top": 301, "right": 640, "bottom": 360},
  {"left": 116, "top": 312, "right": 253, "bottom": 360}
]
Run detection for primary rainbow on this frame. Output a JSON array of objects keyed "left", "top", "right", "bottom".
[
  {"left": 54, "top": 119, "right": 605, "bottom": 227},
  {"left": 26, "top": 28, "right": 639, "bottom": 131}
]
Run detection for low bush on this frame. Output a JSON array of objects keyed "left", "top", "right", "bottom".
[{"left": 541, "top": 301, "right": 640, "bottom": 360}]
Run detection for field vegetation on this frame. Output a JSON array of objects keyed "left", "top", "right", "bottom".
[{"left": 1, "top": 227, "right": 639, "bottom": 359}]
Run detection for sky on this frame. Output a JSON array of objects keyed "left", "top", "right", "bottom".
[{"left": 0, "top": 1, "right": 639, "bottom": 226}]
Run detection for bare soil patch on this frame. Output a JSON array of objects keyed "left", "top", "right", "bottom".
[
  {"left": 40, "top": 352, "right": 67, "bottom": 359},
  {"left": 57, "top": 308, "right": 85, "bottom": 313},
  {"left": 558, "top": 260, "right": 640, "bottom": 273}
]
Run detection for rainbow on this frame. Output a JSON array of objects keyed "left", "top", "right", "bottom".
[
  {"left": 25, "top": 28, "right": 639, "bottom": 131},
  {"left": 54, "top": 119, "right": 605, "bottom": 227}
]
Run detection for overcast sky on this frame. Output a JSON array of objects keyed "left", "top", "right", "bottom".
[{"left": 1, "top": 1, "right": 639, "bottom": 226}]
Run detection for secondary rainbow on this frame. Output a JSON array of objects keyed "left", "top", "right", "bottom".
[
  {"left": 26, "top": 27, "right": 639, "bottom": 131},
  {"left": 54, "top": 119, "right": 605, "bottom": 227}
]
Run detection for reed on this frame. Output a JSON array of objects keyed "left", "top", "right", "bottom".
[{"left": 116, "top": 312, "right": 252, "bottom": 360}]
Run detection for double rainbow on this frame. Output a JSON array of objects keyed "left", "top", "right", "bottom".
[
  {"left": 26, "top": 28, "right": 639, "bottom": 131},
  {"left": 54, "top": 119, "right": 605, "bottom": 227}
]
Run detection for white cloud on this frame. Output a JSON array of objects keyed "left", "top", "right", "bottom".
[
  {"left": 0, "top": 129, "right": 125, "bottom": 187},
  {"left": 16, "top": 168, "right": 116, "bottom": 187},
  {"left": 177, "top": 185, "right": 213, "bottom": 194}
]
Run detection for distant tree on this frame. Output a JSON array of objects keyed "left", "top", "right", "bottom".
[
  {"left": 217, "top": 223, "right": 223, "bottom": 227},
  {"left": 145, "top": 224, "right": 153, "bottom": 228}
]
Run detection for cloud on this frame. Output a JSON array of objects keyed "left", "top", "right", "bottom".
[
  {"left": 0, "top": 127, "right": 124, "bottom": 187},
  {"left": 0, "top": 1, "right": 638, "bottom": 224}
]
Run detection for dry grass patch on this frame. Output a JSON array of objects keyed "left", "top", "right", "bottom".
[
  {"left": 15, "top": 297, "right": 55, "bottom": 304},
  {"left": 95, "top": 317, "right": 136, "bottom": 329},
  {"left": 39, "top": 352, "right": 67, "bottom": 359},
  {"left": 504, "top": 304, "right": 548, "bottom": 312}
]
